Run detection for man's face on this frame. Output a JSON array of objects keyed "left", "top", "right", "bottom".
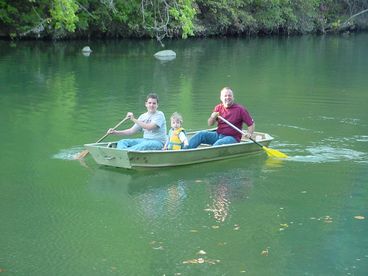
[{"left": 220, "top": 90, "right": 234, "bottom": 108}]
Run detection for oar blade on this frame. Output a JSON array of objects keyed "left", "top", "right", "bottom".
[
  {"left": 75, "top": 149, "right": 89, "bottom": 160},
  {"left": 262, "top": 146, "right": 288, "bottom": 158}
]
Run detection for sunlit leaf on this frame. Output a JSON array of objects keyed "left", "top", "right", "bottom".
[
  {"left": 183, "top": 257, "right": 220, "bottom": 265},
  {"left": 261, "top": 249, "right": 269, "bottom": 256}
]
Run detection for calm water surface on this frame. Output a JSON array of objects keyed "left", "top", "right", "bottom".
[{"left": 1, "top": 34, "right": 367, "bottom": 275}]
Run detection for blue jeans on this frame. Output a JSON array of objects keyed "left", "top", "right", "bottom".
[
  {"left": 117, "top": 138, "right": 163, "bottom": 151},
  {"left": 186, "top": 131, "right": 238, "bottom": 149}
]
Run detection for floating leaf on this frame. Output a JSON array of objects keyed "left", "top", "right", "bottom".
[
  {"left": 183, "top": 258, "right": 219, "bottom": 265},
  {"left": 323, "top": 216, "right": 333, "bottom": 223},
  {"left": 183, "top": 258, "right": 204, "bottom": 264},
  {"left": 183, "top": 259, "right": 197, "bottom": 264},
  {"left": 206, "top": 259, "right": 220, "bottom": 264},
  {"left": 261, "top": 248, "right": 269, "bottom": 256},
  {"left": 197, "top": 258, "right": 205, "bottom": 264}
]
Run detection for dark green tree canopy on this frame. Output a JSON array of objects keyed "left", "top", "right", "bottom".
[{"left": 0, "top": 0, "right": 367, "bottom": 40}]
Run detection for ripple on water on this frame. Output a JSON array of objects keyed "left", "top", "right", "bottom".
[
  {"left": 52, "top": 147, "right": 84, "bottom": 160},
  {"left": 289, "top": 146, "right": 366, "bottom": 163},
  {"left": 354, "top": 135, "right": 368, "bottom": 142}
]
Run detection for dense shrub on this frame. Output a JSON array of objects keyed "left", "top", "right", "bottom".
[{"left": 0, "top": 0, "right": 367, "bottom": 40}]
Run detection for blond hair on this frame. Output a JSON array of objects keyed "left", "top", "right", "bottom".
[{"left": 171, "top": 112, "right": 183, "bottom": 124}]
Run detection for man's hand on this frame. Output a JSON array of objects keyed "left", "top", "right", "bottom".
[
  {"left": 210, "top": 112, "right": 219, "bottom": 119},
  {"left": 107, "top": 128, "right": 115, "bottom": 135}
]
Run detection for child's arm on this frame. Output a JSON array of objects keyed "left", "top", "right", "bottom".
[{"left": 179, "top": 131, "right": 189, "bottom": 147}]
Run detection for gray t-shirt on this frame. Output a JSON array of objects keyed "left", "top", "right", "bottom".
[{"left": 132, "top": 111, "right": 167, "bottom": 144}]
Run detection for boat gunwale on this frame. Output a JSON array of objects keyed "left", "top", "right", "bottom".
[{"left": 84, "top": 131, "right": 273, "bottom": 155}]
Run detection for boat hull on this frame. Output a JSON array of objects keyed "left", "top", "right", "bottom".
[{"left": 84, "top": 131, "right": 273, "bottom": 169}]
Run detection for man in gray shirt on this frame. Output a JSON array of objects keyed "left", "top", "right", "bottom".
[{"left": 107, "top": 93, "right": 167, "bottom": 150}]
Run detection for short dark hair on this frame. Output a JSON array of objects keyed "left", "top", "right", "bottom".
[{"left": 146, "top": 93, "right": 159, "bottom": 103}]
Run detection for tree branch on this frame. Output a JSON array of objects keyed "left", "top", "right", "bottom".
[{"left": 341, "top": 8, "right": 368, "bottom": 27}]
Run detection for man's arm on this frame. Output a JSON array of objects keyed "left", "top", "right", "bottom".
[
  {"left": 208, "top": 112, "right": 219, "bottom": 126},
  {"left": 246, "top": 123, "right": 255, "bottom": 138}
]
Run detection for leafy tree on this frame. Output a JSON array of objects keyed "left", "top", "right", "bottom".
[
  {"left": 50, "top": 0, "right": 79, "bottom": 32},
  {"left": 0, "top": 0, "right": 367, "bottom": 40}
]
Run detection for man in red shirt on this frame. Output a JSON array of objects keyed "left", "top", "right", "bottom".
[{"left": 187, "top": 87, "right": 255, "bottom": 148}]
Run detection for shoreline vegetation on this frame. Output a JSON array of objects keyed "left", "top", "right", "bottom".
[{"left": 1, "top": 0, "right": 367, "bottom": 44}]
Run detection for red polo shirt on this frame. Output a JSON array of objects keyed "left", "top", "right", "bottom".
[{"left": 214, "top": 103, "right": 254, "bottom": 142}]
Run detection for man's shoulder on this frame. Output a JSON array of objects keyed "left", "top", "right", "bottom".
[{"left": 231, "top": 103, "right": 245, "bottom": 109}]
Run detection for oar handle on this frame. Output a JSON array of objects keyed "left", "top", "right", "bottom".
[
  {"left": 217, "top": 115, "right": 263, "bottom": 147},
  {"left": 95, "top": 117, "right": 129, "bottom": 143}
]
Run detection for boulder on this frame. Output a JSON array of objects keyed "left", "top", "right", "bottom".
[
  {"left": 82, "top": 46, "right": 92, "bottom": 53},
  {"left": 154, "top": 50, "right": 176, "bottom": 61}
]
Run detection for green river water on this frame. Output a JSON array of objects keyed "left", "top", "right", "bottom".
[{"left": 0, "top": 34, "right": 367, "bottom": 275}]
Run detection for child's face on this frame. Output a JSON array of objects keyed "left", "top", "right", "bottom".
[{"left": 171, "top": 118, "right": 182, "bottom": 129}]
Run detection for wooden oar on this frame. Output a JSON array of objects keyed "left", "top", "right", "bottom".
[
  {"left": 218, "top": 115, "right": 288, "bottom": 158},
  {"left": 74, "top": 117, "right": 129, "bottom": 160}
]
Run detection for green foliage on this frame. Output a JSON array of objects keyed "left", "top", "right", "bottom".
[
  {"left": 0, "top": 1, "right": 17, "bottom": 25},
  {"left": 195, "top": 0, "right": 257, "bottom": 35},
  {"left": 169, "top": 0, "right": 196, "bottom": 38},
  {"left": 0, "top": 0, "right": 367, "bottom": 40},
  {"left": 50, "top": 0, "right": 79, "bottom": 32}
]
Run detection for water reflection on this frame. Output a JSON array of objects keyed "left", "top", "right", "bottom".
[
  {"left": 87, "top": 157, "right": 265, "bottom": 226},
  {"left": 204, "top": 171, "right": 253, "bottom": 223},
  {"left": 205, "top": 184, "right": 230, "bottom": 222}
]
